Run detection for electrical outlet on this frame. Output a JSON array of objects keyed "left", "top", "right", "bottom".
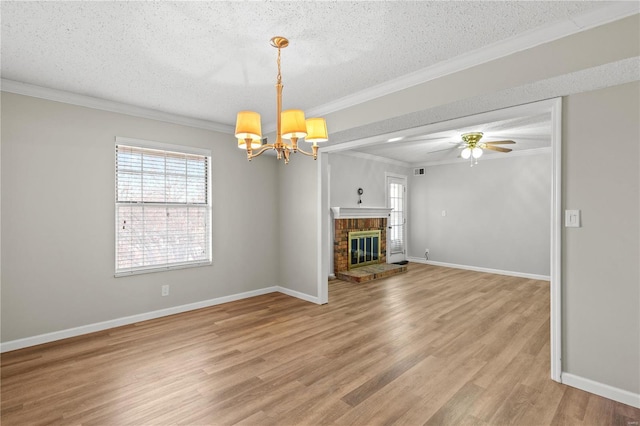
[{"left": 161, "top": 285, "right": 169, "bottom": 296}]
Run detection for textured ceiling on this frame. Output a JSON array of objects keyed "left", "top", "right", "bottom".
[{"left": 1, "top": 0, "right": 622, "bottom": 131}]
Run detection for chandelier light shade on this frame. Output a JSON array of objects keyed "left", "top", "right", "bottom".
[
  {"left": 235, "top": 111, "right": 262, "bottom": 140},
  {"left": 235, "top": 36, "right": 328, "bottom": 164},
  {"left": 281, "top": 109, "right": 307, "bottom": 139},
  {"left": 305, "top": 118, "right": 329, "bottom": 144}
]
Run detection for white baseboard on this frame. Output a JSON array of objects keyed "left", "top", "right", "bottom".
[
  {"left": 277, "top": 286, "right": 320, "bottom": 304},
  {"left": 1, "top": 286, "right": 319, "bottom": 353},
  {"left": 562, "top": 372, "right": 640, "bottom": 408},
  {"left": 406, "top": 257, "right": 551, "bottom": 281}
]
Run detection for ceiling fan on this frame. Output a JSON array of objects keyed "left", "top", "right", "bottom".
[{"left": 458, "top": 132, "right": 515, "bottom": 165}]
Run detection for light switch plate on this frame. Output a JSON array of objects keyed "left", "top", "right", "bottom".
[{"left": 565, "top": 210, "right": 581, "bottom": 227}]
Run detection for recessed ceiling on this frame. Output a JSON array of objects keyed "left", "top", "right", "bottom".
[
  {"left": 348, "top": 112, "right": 552, "bottom": 166},
  {"left": 0, "top": 1, "right": 630, "bottom": 131}
]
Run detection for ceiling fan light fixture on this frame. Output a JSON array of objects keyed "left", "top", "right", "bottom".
[
  {"left": 472, "top": 147, "right": 483, "bottom": 158},
  {"left": 461, "top": 147, "right": 472, "bottom": 159}
]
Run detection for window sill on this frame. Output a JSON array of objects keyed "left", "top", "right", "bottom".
[{"left": 115, "top": 261, "right": 212, "bottom": 277}]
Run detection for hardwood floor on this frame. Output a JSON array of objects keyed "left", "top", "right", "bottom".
[{"left": 2, "top": 264, "right": 639, "bottom": 425}]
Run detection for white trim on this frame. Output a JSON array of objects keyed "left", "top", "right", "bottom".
[
  {"left": 115, "top": 136, "right": 212, "bottom": 157},
  {"left": 324, "top": 98, "right": 562, "bottom": 386},
  {"left": 0, "top": 286, "right": 322, "bottom": 353},
  {"left": 326, "top": 161, "right": 334, "bottom": 284},
  {"left": 386, "top": 173, "right": 408, "bottom": 264},
  {"left": 406, "top": 257, "right": 551, "bottom": 281},
  {"left": 550, "top": 97, "right": 563, "bottom": 382},
  {"left": 114, "top": 261, "right": 212, "bottom": 278},
  {"left": 303, "top": 2, "right": 639, "bottom": 119},
  {"left": 277, "top": 286, "right": 321, "bottom": 305},
  {"left": 317, "top": 152, "right": 329, "bottom": 304},
  {"left": 331, "top": 206, "right": 392, "bottom": 219},
  {"left": 1, "top": 287, "right": 278, "bottom": 353},
  {"left": 562, "top": 373, "right": 640, "bottom": 409},
  {"left": 1, "top": 79, "right": 234, "bottom": 134}
]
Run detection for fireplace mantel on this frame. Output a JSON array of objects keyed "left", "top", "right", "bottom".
[{"left": 331, "top": 207, "right": 392, "bottom": 219}]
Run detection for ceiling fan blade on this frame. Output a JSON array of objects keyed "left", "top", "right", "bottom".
[
  {"left": 485, "top": 145, "right": 512, "bottom": 153},
  {"left": 485, "top": 140, "right": 515, "bottom": 145}
]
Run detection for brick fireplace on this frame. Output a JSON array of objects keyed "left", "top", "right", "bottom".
[
  {"left": 333, "top": 217, "right": 387, "bottom": 274},
  {"left": 331, "top": 207, "right": 407, "bottom": 283}
]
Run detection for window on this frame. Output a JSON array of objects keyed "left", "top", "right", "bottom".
[{"left": 115, "top": 137, "right": 211, "bottom": 276}]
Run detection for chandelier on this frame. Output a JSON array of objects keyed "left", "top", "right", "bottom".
[{"left": 234, "top": 36, "right": 329, "bottom": 164}]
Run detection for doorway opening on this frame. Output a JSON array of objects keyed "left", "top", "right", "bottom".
[
  {"left": 386, "top": 173, "right": 407, "bottom": 264},
  {"left": 318, "top": 98, "right": 562, "bottom": 382}
]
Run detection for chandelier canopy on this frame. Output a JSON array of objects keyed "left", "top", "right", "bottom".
[{"left": 235, "top": 36, "right": 328, "bottom": 164}]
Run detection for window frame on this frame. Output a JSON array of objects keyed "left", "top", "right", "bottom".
[{"left": 114, "top": 136, "right": 212, "bottom": 277}]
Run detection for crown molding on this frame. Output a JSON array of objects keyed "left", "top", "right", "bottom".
[
  {"left": 305, "top": 3, "right": 640, "bottom": 119},
  {"left": 1, "top": 79, "right": 234, "bottom": 134}
]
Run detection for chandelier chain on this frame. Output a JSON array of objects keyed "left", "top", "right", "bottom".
[{"left": 276, "top": 47, "right": 282, "bottom": 85}]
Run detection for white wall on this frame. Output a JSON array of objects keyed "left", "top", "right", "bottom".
[
  {"left": 409, "top": 153, "right": 551, "bottom": 276},
  {"left": 328, "top": 152, "right": 410, "bottom": 208},
  {"left": 1, "top": 93, "right": 280, "bottom": 342},
  {"left": 562, "top": 81, "right": 639, "bottom": 395}
]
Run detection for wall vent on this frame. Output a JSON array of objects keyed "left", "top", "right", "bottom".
[{"left": 414, "top": 168, "right": 425, "bottom": 176}]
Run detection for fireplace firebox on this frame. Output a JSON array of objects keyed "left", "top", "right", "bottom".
[{"left": 348, "top": 230, "right": 381, "bottom": 269}]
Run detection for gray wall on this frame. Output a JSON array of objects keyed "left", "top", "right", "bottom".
[
  {"left": 328, "top": 152, "right": 410, "bottom": 208},
  {"left": 277, "top": 155, "right": 319, "bottom": 298},
  {"left": 563, "top": 81, "right": 639, "bottom": 394},
  {"left": 409, "top": 153, "right": 551, "bottom": 276},
  {"left": 1, "top": 93, "right": 280, "bottom": 342}
]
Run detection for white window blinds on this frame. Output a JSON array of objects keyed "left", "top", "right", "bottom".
[{"left": 115, "top": 140, "right": 211, "bottom": 276}]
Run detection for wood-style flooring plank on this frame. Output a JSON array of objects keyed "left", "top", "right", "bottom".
[{"left": 2, "top": 264, "right": 639, "bottom": 425}]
